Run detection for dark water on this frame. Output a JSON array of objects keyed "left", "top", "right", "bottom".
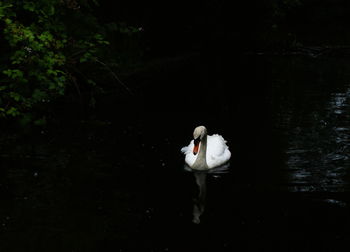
[{"left": 1, "top": 56, "right": 350, "bottom": 251}]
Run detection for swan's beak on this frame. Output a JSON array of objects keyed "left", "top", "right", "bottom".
[{"left": 193, "top": 138, "right": 200, "bottom": 155}]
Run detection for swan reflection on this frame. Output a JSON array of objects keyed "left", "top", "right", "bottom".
[
  {"left": 192, "top": 172, "right": 207, "bottom": 224},
  {"left": 184, "top": 163, "right": 230, "bottom": 224}
]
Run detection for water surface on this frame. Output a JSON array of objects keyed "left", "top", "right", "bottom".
[{"left": 1, "top": 55, "right": 350, "bottom": 251}]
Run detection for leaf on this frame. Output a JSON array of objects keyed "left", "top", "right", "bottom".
[
  {"left": 34, "top": 117, "right": 46, "bottom": 126},
  {"left": 47, "top": 5, "right": 55, "bottom": 16},
  {"left": 0, "top": 4, "right": 13, "bottom": 19},
  {"left": 3, "top": 69, "right": 24, "bottom": 80},
  {"left": 23, "top": 2, "right": 35, "bottom": 12},
  {"left": 9, "top": 92, "right": 21, "bottom": 101},
  {"left": 87, "top": 79, "right": 96, "bottom": 86},
  {"left": 6, "top": 107, "right": 20, "bottom": 116},
  {"left": 32, "top": 89, "right": 46, "bottom": 101}
]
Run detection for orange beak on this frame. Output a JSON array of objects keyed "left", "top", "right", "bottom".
[{"left": 193, "top": 142, "right": 200, "bottom": 155}]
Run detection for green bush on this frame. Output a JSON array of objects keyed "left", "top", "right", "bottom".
[{"left": 0, "top": 0, "right": 137, "bottom": 124}]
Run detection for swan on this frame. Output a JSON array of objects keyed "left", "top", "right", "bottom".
[{"left": 181, "top": 126, "right": 231, "bottom": 170}]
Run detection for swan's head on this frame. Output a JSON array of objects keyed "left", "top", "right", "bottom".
[
  {"left": 192, "top": 126, "right": 207, "bottom": 155},
  {"left": 193, "top": 126, "right": 207, "bottom": 139}
]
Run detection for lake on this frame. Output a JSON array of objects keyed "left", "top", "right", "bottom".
[{"left": 1, "top": 55, "right": 349, "bottom": 251}]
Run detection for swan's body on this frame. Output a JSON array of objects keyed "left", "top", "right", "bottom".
[{"left": 181, "top": 126, "right": 231, "bottom": 170}]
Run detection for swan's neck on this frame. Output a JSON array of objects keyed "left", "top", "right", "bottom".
[{"left": 193, "top": 134, "right": 208, "bottom": 169}]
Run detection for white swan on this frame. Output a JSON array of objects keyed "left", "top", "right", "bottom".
[{"left": 181, "top": 126, "right": 231, "bottom": 170}]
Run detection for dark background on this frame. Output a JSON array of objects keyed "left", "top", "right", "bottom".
[{"left": 1, "top": 0, "right": 350, "bottom": 251}]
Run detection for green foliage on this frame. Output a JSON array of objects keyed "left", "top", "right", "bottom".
[{"left": 0, "top": 0, "right": 135, "bottom": 124}]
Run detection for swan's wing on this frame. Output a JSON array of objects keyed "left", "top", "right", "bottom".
[
  {"left": 181, "top": 140, "right": 197, "bottom": 166},
  {"left": 181, "top": 140, "right": 194, "bottom": 154},
  {"left": 206, "top": 134, "right": 231, "bottom": 168},
  {"left": 207, "top": 134, "right": 227, "bottom": 156}
]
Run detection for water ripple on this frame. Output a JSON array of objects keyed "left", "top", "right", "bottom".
[{"left": 283, "top": 84, "right": 350, "bottom": 192}]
